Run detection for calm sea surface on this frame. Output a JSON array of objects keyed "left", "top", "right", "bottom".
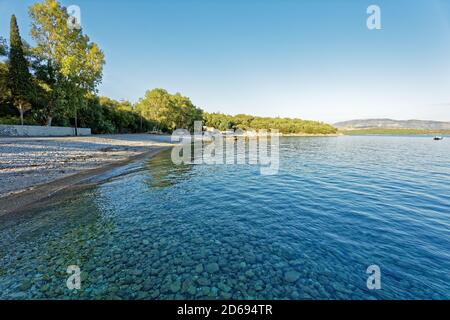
[{"left": 0, "top": 136, "right": 449, "bottom": 299}]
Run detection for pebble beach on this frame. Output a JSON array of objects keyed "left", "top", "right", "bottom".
[{"left": 0, "top": 134, "right": 173, "bottom": 198}]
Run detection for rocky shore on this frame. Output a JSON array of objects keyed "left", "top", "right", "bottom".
[{"left": 0, "top": 134, "right": 173, "bottom": 199}]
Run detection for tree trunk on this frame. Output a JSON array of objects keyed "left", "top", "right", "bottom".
[
  {"left": 74, "top": 106, "right": 78, "bottom": 136},
  {"left": 46, "top": 116, "right": 53, "bottom": 127},
  {"left": 19, "top": 105, "right": 24, "bottom": 126}
]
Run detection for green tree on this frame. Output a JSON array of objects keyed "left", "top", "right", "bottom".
[
  {"left": 0, "top": 37, "right": 7, "bottom": 56},
  {"left": 0, "top": 37, "right": 9, "bottom": 108},
  {"left": 170, "top": 93, "right": 203, "bottom": 131},
  {"left": 0, "top": 63, "right": 10, "bottom": 108},
  {"left": 29, "top": 0, "right": 105, "bottom": 129},
  {"left": 136, "top": 89, "right": 203, "bottom": 132},
  {"left": 77, "top": 95, "right": 158, "bottom": 134},
  {"left": 28, "top": 48, "right": 59, "bottom": 125},
  {"left": 135, "top": 89, "right": 175, "bottom": 132},
  {"left": 7, "top": 15, "right": 32, "bottom": 125},
  {"left": 203, "top": 112, "right": 337, "bottom": 134}
]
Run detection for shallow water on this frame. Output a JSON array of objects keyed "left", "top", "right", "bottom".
[{"left": 0, "top": 136, "right": 449, "bottom": 300}]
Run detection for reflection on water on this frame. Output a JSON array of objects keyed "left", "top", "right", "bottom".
[
  {"left": 0, "top": 136, "right": 449, "bottom": 300},
  {"left": 144, "top": 149, "right": 193, "bottom": 189}
]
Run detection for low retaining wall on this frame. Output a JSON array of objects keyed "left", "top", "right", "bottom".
[{"left": 0, "top": 125, "right": 91, "bottom": 137}]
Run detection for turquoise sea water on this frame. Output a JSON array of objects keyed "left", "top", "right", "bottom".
[{"left": 0, "top": 136, "right": 449, "bottom": 299}]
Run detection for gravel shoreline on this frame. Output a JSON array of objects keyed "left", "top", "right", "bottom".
[{"left": 0, "top": 134, "right": 173, "bottom": 198}]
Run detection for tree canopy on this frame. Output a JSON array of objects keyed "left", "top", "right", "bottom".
[
  {"left": 0, "top": 37, "right": 7, "bottom": 56},
  {"left": 203, "top": 113, "right": 337, "bottom": 134},
  {"left": 7, "top": 15, "right": 33, "bottom": 125},
  {"left": 29, "top": 0, "right": 104, "bottom": 126},
  {"left": 136, "top": 89, "right": 203, "bottom": 132}
]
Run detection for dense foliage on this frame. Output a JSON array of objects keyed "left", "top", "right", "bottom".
[
  {"left": 203, "top": 113, "right": 337, "bottom": 134},
  {"left": 79, "top": 96, "right": 159, "bottom": 134},
  {"left": 0, "top": 0, "right": 146, "bottom": 134},
  {"left": 0, "top": 62, "right": 9, "bottom": 109},
  {"left": 29, "top": 0, "right": 105, "bottom": 127},
  {"left": 0, "top": 1, "right": 205, "bottom": 134},
  {"left": 0, "top": 37, "right": 6, "bottom": 56},
  {"left": 135, "top": 89, "right": 203, "bottom": 133}
]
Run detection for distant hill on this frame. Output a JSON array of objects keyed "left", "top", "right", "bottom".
[{"left": 334, "top": 119, "right": 450, "bottom": 130}]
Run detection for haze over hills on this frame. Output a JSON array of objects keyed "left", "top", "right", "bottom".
[{"left": 334, "top": 119, "right": 450, "bottom": 130}]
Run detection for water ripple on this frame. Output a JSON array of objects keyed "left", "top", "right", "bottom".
[{"left": 0, "top": 136, "right": 449, "bottom": 300}]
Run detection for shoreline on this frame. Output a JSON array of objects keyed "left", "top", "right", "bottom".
[
  {"left": 0, "top": 134, "right": 174, "bottom": 216},
  {"left": 281, "top": 133, "right": 342, "bottom": 137},
  {"left": 0, "top": 146, "right": 170, "bottom": 216},
  {"left": 0, "top": 134, "right": 173, "bottom": 197}
]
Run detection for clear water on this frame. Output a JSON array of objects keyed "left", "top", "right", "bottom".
[{"left": 0, "top": 136, "right": 449, "bottom": 300}]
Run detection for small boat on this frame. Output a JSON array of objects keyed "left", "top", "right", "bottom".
[{"left": 433, "top": 136, "right": 444, "bottom": 141}]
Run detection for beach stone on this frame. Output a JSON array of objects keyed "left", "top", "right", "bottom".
[
  {"left": 197, "top": 277, "right": 210, "bottom": 286},
  {"left": 10, "top": 292, "right": 27, "bottom": 299},
  {"left": 221, "top": 292, "right": 232, "bottom": 299},
  {"left": 136, "top": 291, "right": 148, "bottom": 300},
  {"left": 246, "top": 255, "right": 256, "bottom": 263},
  {"left": 206, "top": 263, "right": 219, "bottom": 273},
  {"left": 149, "top": 289, "right": 160, "bottom": 299},
  {"left": 142, "top": 280, "right": 153, "bottom": 291},
  {"left": 109, "top": 285, "right": 119, "bottom": 293},
  {"left": 182, "top": 278, "right": 193, "bottom": 291},
  {"left": 118, "top": 289, "right": 129, "bottom": 299},
  {"left": 291, "top": 290, "right": 300, "bottom": 299},
  {"left": 187, "top": 285, "right": 197, "bottom": 295},
  {"left": 142, "top": 240, "right": 150, "bottom": 245},
  {"left": 284, "top": 271, "right": 300, "bottom": 283},
  {"left": 170, "top": 280, "right": 181, "bottom": 293},
  {"left": 18, "top": 280, "right": 32, "bottom": 291},
  {"left": 131, "top": 284, "right": 142, "bottom": 292},
  {"left": 133, "top": 269, "right": 143, "bottom": 276},
  {"left": 55, "top": 258, "right": 64, "bottom": 266},
  {"left": 201, "top": 287, "right": 211, "bottom": 296},
  {"left": 218, "top": 282, "right": 231, "bottom": 293},
  {"left": 150, "top": 268, "right": 159, "bottom": 276},
  {"left": 255, "top": 280, "right": 264, "bottom": 291},
  {"left": 195, "top": 264, "right": 204, "bottom": 273},
  {"left": 245, "top": 270, "right": 255, "bottom": 278}
]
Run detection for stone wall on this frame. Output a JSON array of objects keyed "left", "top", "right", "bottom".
[{"left": 0, "top": 125, "right": 91, "bottom": 137}]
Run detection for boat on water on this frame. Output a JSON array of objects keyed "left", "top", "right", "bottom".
[{"left": 433, "top": 136, "right": 444, "bottom": 141}]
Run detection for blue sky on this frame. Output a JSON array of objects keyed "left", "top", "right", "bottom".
[{"left": 1, "top": 0, "right": 450, "bottom": 123}]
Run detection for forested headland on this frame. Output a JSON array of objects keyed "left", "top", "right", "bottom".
[
  {"left": 203, "top": 113, "right": 336, "bottom": 135},
  {"left": 0, "top": 0, "right": 336, "bottom": 135}
]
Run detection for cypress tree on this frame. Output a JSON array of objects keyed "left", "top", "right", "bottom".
[{"left": 8, "top": 15, "right": 32, "bottom": 125}]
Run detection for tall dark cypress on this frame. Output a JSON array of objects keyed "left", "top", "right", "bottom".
[{"left": 8, "top": 15, "right": 32, "bottom": 125}]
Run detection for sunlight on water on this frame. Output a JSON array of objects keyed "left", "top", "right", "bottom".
[{"left": 0, "top": 136, "right": 449, "bottom": 300}]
